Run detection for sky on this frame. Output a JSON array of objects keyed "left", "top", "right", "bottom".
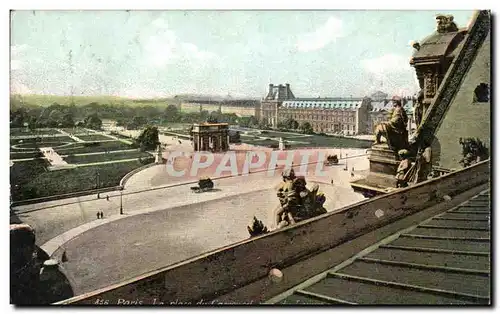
[{"left": 10, "top": 10, "right": 475, "bottom": 99}]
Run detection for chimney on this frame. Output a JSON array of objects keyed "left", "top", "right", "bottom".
[
  {"left": 285, "top": 83, "right": 290, "bottom": 99},
  {"left": 268, "top": 84, "right": 273, "bottom": 95}
]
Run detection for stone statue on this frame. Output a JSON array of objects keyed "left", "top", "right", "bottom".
[
  {"left": 247, "top": 171, "right": 327, "bottom": 237},
  {"left": 436, "top": 14, "right": 459, "bottom": 33},
  {"left": 155, "top": 143, "right": 163, "bottom": 164},
  {"left": 458, "top": 137, "right": 489, "bottom": 167},
  {"left": 414, "top": 144, "right": 433, "bottom": 183},
  {"left": 414, "top": 89, "right": 425, "bottom": 127},
  {"left": 395, "top": 149, "right": 412, "bottom": 188},
  {"left": 274, "top": 175, "right": 327, "bottom": 229},
  {"left": 278, "top": 137, "right": 285, "bottom": 151},
  {"left": 373, "top": 96, "right": 409, "bottom": 153}
]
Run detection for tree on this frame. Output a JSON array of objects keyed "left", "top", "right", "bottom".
[
  {"left": 163, "top": 105, "right": 180, "bottom": 122},
  {"left": 229, "top": 130, "right": 241, "bottom": 143},
  {"left": 10, "top": 108, "right": 27, "bottom": 127},
  {"left": 116, "top": 119, "right": 126, "bottom": 127},
  {"left": 258, "top": 119, "right": 271, "bottom": 130},
  {"left": 300, "top": 122, "right": 314, "bottom": 134},
  {"left": 60, "top": 113, "right": 75, "bottom": 128},
  {"left": 207, "top": 111, "right": 220, "bottom": 123},
  {"left": 291, "top": 119, "right": 299, "bottom": 130},
  {"left": 132, "top": 116, "right": 148, "bottom": 127},
  {"left": 136, "top": 126, "right": 159, "bottom": 151},
  {"left": 200, "top": 110, "right": 210, "bottom": 121},
  {"left": 84, "top": 113, "right": 102, "bottom": 130}
]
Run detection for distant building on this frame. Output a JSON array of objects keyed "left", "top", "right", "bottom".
[
  {"left": 260, "top": 84, "right": 371, "bottom": 135},
  {"left": 191, "top": 123, "right": 229, "bottom": 152},
  {"left": 370, "top": 91, "right": 389, "bottom": 102}
]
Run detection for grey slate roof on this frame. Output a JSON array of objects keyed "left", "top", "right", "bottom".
[{"left": 281, "top": 99, "right": 363, "bottom": 110}]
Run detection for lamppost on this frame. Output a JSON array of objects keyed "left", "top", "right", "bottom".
[
  {"left": 96, "top": 170, "right": 101, "bottom": 198},
  {"left": 119, "top": 189, "right": 124, "bottom": 215},
  {"left": 344, "top": 153, "right": 348, "bottom": 171}
]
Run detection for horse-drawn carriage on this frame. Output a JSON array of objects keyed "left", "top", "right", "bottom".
[
  {"left": 190, "top": 177, "right": 214, "bottom": 193},
  {"left": 324, "top": 154, "right": 339, "bottom": 166}
]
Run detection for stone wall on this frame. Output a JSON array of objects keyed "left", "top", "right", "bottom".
[{"left": 434, "top": 32, "right": 490, "bottom": 169}]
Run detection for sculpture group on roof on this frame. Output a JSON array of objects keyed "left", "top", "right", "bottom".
[{"left": 247, "top": 168, "right": 328, "bottom": 238}]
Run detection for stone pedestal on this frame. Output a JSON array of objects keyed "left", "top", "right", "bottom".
[{"left": 350, "top": 144, "right": 400, "bottom": 197}]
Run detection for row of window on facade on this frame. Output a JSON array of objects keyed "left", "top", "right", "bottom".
[
  {"left": 312, "top": 124, "right": 356, "bottom": 131},
  {"left": 283, "top": 114, "right": 355, "bottom": 123},
  {"left": 281, "top": 110, "right": 355, "bottom": 116}
]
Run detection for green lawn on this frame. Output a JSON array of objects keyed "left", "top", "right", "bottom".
[
  {"left": 10, "top": 151, "right": 43, "bottom": 159},
  {"left": 240, "top": 133, "right": 371, "bottom": 149},
  {"left": 10, "top": 136, "right": 75, "bottom": 146},
  {"left": 10, "top": 128, "right": 61, "bottom": 136},
  {"left": 60, "top": 127, "right": 90, "bottom": 133},
  {"left": 10, "top": 159, "right": 51, "bottom": 201},
  {"left": 64, "top": 151, "right": 151, "bottom": 164},
  {"left": 286, "top": 135, "right": 372, "bottom": 148},
  {"left": 110, "top": 132, "right": 133, "bottom": 140},
  {"left": 157, "top": 123, "right": 192, "bottom": 129},
  {"left": 247, "top": 130, "right": 310, "bottom": 139},
  {"left": 11, "top": 137, "right": 76, "bottom": 151},
  {"left": 54, "top": 141, "right": 134, "bottom": 155},
  {"left": 163, "top": 129, "right": 190, "bottom": 135},
  {"left": 10, "top": 159, "right": 152, "bottom": 202},
  {"left": 75, "top": 134, "right": 115, "bottom": 141}
]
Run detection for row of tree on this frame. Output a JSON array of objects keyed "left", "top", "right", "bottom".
[
  {"left": 277, "top": 118, "right": 314, "bottom": 134},
  {"left": 10, "top": 105, "right": 103, "bottom": 130},
  {"left": 10, "top": 97, "right": 317, "bottom": 135}
]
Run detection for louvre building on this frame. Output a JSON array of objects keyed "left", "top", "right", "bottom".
[{"left": 260, "top": 84, "right": 415, "bottom": 135}]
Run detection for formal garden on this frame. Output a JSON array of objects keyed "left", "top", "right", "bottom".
[
  {"left": 73, "top": 134, "right": 117, "bottom": 142},
  {"left": 237, "top": 129, "right": 372, "bottom": 149},
  {"left": 10, "top": 159, "right": 151, "bottom": 201},
  {"left": 9, "top": 127, "right": 156, "bottom": 202}
]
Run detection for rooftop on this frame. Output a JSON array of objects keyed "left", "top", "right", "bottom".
[{"left": 267, "top": 189, "right": 491, "bottom": 305}]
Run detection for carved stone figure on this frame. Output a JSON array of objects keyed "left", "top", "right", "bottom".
[
  {"left": 436, "top": 14, "right": 459, "bottom": 33},
  {"left": 414, "top": 144, "right": 433, "bottom": 183},
  {"left": 395, "top": 149, "right": 412, "bottom": 188},
  {"left": 373, "top": 97, "right": 409, "bottom": 153},
  {"left": 414, "top": 89, "right": 425, "bottom": 127},
  {"left": 458, "top": 137, "right": 489, "bottom": 167},
  {"left": 274, "top": 175, "right": 327, "bottom": 229}
]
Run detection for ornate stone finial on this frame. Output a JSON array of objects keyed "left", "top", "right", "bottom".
[{"left": 436, "top": 14, "right": 459, "bottom": 33}]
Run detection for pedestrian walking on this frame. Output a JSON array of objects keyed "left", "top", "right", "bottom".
[
  {"left": 97, "top": 193, "right": 100, "bottom": 199},
  {"left": 100, "top": 211, "right": 104, "bottom": 219},
  {"left": 96, "top": 212, "right": 100, "bottom": 219},
  {"left": 62, "top": 251, "right": 68, "bottom": 263},
  {"left": 331, "top": 179, "right": 333, "bottom": 185},
  {"left": 106, "top": 195, "right": 109, "bottom": 201}
]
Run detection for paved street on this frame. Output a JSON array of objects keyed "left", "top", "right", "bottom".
[
  {"left": 49, "top": 176, "right": 366, "bottom": 296},
  {"left": 12, "top": 149, "right": 369, "bottom": 297}
]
